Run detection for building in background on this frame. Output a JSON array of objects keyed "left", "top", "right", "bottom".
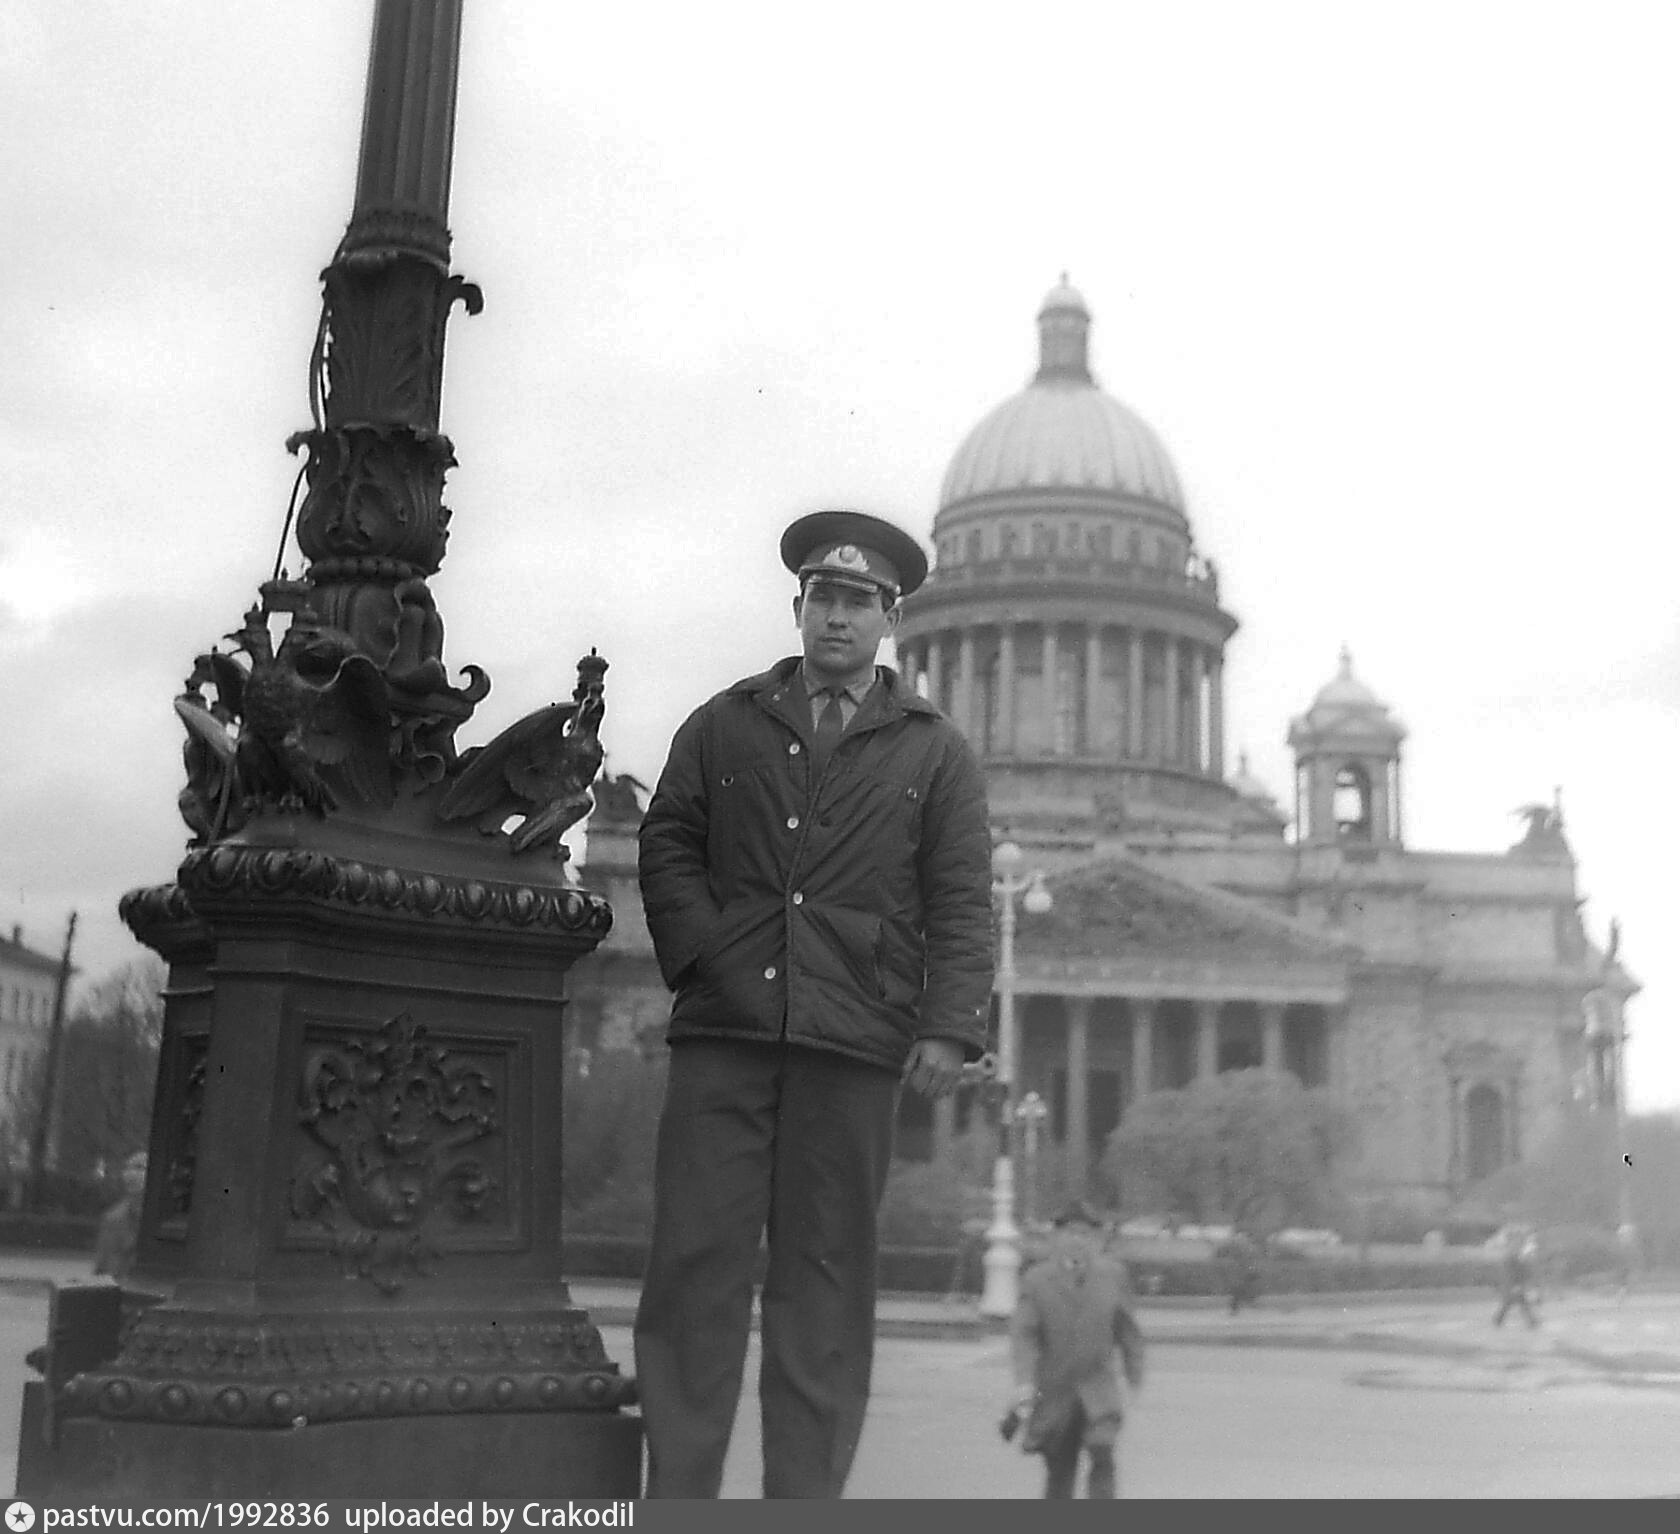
[
  {"left": 564, "top": 774, "right": 668, "bottom": 1062},
  {"left": 0, "top": 925, "right": 63, "bottom": 1207},
  {"left": 571, "top": 280, "right": 1639, "bottom": 1210},
  {"left": 892, "top": 280, "right": 1638, "bottom": 1205}
]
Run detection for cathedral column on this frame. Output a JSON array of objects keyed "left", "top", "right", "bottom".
[
  {"left": 1209, "top": 655, "right": 1226, "bottom": 780},
  {"left": 1326, "top": 1003, "right": 1347, "bottom": 1092},
  {"left": 1129, "top": 999, "right": 1155, "bottom": 1101},
  {"left": 996, "top": 623, "right": 1016, "bottom": 756},
  {"left": 1195, "top": 999, "right": 1219, "bottom": 1079},
  {"left": 1065, "top": 997, "right": 1091, "bottom": 1194},
  {"left": 925, "top": 634, "right": 945, "bottom": 711},
  {"left": 957, "top": 631, "right": 976, "bottom": 742},
  {"left": 1260, "top": 1002, "right": 1285, "bottom": 1074},
  {"left": 1042, "top": 623, "right": 1060, "bottom": 755},
  {"left": 1190, "top": 645, "right": 1207, "bottom": 773},
  {"left": 1127, "top": 628, "right": 1144, "bottom": 759},
  {"left": 1163, "top": 635, "right": 1181, "bottom": 766},
  {"left": 1084, "top": 623, "right": 1103, "bottom": 757}
]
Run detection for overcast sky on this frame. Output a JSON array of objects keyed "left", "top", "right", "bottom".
[{"left": 4, "top": 2, "right": 1676, "bottom": 1109}]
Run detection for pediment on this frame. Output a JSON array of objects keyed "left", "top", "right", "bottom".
[{"left": 1012, "top": 854, "right": 1351, "bottom": 966}]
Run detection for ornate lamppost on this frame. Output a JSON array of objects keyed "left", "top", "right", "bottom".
[
  {"left": 978, "top": 841, "right": 1052, "bottom": 1319},
  {"left": 18, "top": 1, "right": 639, "bottom": 1501},
  {"left": 1016, "top": 1089, "right": 1049, "bottom": 1232}
]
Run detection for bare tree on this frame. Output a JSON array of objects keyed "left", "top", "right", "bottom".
[
  {"left": 50, "top": 957, "right": 166, "bottom": 1190},
  {"left": 0, "top": 1047, "right": 49, "bottom": 1209}
]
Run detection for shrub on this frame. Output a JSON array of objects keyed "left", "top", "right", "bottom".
[
  {"left": 1539, "top": 1223, "right": 1623, "bottom": 1283},
  {"left": 876, "top": 1159, "right": 989, "bottom": 1249},
  {"left": 561, "top": 1051, "right": 665, "bottom": 1238}
]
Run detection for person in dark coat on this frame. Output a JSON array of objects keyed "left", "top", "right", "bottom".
[
  {"left": 635, "top": 509, "right": 995, "bottom": 1499},
  {"left": 91, "top": 1151, "right": 148, "bottom": 1282},
  {"left": 1003, "top": 1200, "right": 1146, "bottom": 1499},
  {"left": 1226, "top": 1230, "right": 1263, "bottom": 1315}
]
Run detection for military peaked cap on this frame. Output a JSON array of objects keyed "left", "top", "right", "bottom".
[{"left": 780, "top": 509, "right": 929, "bottom": 600}]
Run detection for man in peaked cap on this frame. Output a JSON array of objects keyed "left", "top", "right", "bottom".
[
  {"left": 636, "top": 508, "right": 993, "bottom": 1498},
  {"left": 1003, "top": 1200, "right": 1146, "bottom": 1498}
]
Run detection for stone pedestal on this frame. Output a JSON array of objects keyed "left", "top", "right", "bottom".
[{"left": 21, "top": 812, "right": 640, "bottom": 1501}]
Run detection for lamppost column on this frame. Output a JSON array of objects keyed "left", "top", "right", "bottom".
[
  {"left": 979, "top": 877, "right": 1021, "bottom": 1319},
  {"left": 1065, "top": 996, "right": 1091, "bottom": 1194}
]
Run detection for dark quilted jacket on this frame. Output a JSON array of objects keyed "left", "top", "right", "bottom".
[{"left": 637, "top": 657, "right": 995, "bottom": 1072}]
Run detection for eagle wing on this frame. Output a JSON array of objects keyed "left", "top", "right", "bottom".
[{"left": 437, "top": 702, "right": 576, "bottom": 822}]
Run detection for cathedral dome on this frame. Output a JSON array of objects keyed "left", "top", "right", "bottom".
[{"left": 939, "top": 279, "right": 1185, "bottom": 512}]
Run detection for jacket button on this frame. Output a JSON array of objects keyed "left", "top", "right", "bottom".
[
  {"left": 786, "top": 815, "right": 800, "bottom": 829},
  {"left": 792, "top": 892, "right": 804, "bottom": 905},
  {"left": 763, "top": 966, "right": 777, "bottom": 980},
  {"left": 788, "top": 742, "right": 801, "bottom": 755}
]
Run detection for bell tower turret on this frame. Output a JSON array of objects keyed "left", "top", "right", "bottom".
[{"left": 1289, "top": 647, "right": 1406, "bottom": 847}]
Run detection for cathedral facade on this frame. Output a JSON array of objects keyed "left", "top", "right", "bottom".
[
  {"left": 890, "top": 280, "right": 1635, "bottom": 1205},
  {"left": 569, "top": 281, "right": 1637, "bottom": 1211}
]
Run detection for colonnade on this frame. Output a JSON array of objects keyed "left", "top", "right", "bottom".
[
  {"left": 916, "top": 994, "right": 1336, "bottom": 1190},
  {"left": 898, "top": 622, "right": 1225, "bottom": 775}
]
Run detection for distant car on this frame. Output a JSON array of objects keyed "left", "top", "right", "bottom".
[{"left": 1271, "top": 1227, "right": 1344, "bottom": 1252}]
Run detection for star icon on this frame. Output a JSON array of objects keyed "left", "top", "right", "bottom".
[{"left": 5, "top": 1503, "right": 37, "bottom": 1532}]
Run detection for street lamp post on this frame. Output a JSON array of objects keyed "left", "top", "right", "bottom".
[
  {"left": 1017, "top": 1089, "right": 1049, "bottom": 1231},
  {"left": 979, "top": 841, "right": 1052, "bottom": 1319}
]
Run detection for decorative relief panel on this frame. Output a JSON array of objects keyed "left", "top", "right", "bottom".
[{"left": 285, "top": 1010, "right": 521, "bottom": 1292}]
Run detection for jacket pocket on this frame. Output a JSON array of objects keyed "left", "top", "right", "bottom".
[{"left": 803, "top": 904, "right": 886, "bottom": 999}]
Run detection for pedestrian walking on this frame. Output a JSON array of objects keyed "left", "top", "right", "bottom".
[
  {"left": 1493, "top": 1226, "right": 1541, "bottom": 1329},
  {"left": 634, "top": 509, "right": 995, "bottom": 1498},
  {"left": 1002, "top": 1200, "right": 1146, "bottom": 1499},
  {"left": 91, "top": 1151, "right": 147, "bottom": 1283},
  {"left": 1226, "top": 1230, "right": 1263, "bottom": 1315}
]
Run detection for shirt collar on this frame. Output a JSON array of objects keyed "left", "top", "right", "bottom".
[{"left": 799, "top": 663, "right": 878, "bottom": 706}]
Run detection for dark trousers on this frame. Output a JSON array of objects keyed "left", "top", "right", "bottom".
[
  {"left": 1038, "top": 1407, "right": 1119, "bottom": 1499},
  {"left": 634, "top": 1039, "right": 899, "bottom": 1499}
]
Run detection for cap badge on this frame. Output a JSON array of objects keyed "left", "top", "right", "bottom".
[{"left": 829, "top": 544, "right": 871, "bottom": 573}]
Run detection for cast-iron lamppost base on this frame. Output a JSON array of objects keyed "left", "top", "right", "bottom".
[{"left": 16, "top": 1, "right": 643, "bottom": 1500}]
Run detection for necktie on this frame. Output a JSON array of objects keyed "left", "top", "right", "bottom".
[{"left": 812, "top": 689, "right": 845, "bottom": 773}]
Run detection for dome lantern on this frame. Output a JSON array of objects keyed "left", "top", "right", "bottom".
[
  {"left": 1035, "top": 273, "right": 1093, "bottom": 385},
  {"left": 937, "top": 282, "right": 1185, "bottom": 512}
]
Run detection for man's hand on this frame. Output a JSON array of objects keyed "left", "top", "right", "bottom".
[
  {"left": 902, "top": 1037, "right": 965, "bottom": 1100},
  {"left": 998, "top": 1384, "right": 1035, "bottom": 1442}
]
